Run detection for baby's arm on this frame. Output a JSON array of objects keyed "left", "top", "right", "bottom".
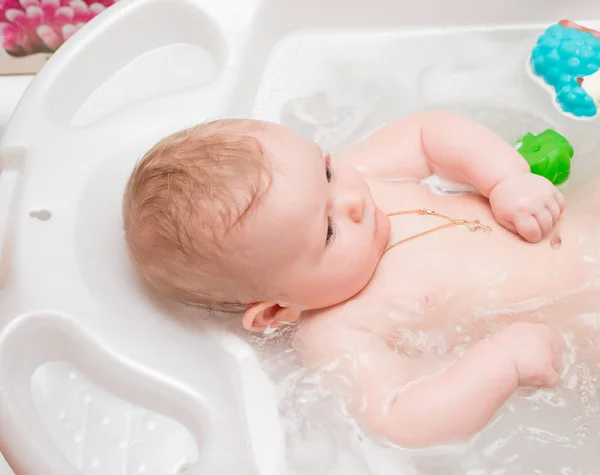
[
  {"left": 334, "top": 322, "right": 562, "bottom": 448},
  {"left": 338, "top": 111, "right": 525, "bottom": 193},
  {"left": 338, "top": 111, "right": 565, "bottom": 242}
]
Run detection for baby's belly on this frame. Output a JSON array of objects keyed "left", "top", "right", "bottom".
[{"left": 358, "top": 181, "right": 599, "bottom": 320}]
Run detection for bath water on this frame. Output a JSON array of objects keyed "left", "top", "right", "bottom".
[{"left": 244, "top": 25, "right": 600, "bottom": 474}]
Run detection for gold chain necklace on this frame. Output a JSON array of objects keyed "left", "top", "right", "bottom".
[{"left": 383, "top": 209, "right": 492, "bottom": 255}]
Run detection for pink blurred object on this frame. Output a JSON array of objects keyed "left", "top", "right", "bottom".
[{"left": 0, "top": 0, "right": 116, "bottom": 57}]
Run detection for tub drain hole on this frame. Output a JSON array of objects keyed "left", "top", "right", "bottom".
[{"left": 29, "top": 209, "right": 52, "bottom": 221}]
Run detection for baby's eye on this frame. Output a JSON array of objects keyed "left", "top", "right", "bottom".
[
  {"left": 326, "top": 216, "right": 335, "bottom": 246},
  {"left": 326, "top": 165, "right": 333, "bottom": 182},
  {"left": 325, "top": 154, "right": 334, "bottom": 182}
]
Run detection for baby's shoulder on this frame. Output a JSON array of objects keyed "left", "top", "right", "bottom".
[{"left": 295, "top": 299, "right": 395, "bottom": 365}]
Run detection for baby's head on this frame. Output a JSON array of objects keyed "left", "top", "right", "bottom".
[{"left": 124, "top": 119, "right": 390, "bottom": 331}]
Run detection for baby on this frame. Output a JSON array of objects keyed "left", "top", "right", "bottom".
[{"left": 123, "top": 112, "right": 600, "bottom": 448}]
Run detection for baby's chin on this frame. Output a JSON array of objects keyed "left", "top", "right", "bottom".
[
  {"left": 337, "top": 259, "right": 386, "bottom": 305},
  {"left": 305, "top": 274, "right": 374, "bottom": 310},
  {"left": 300, "top": 246, "right": 389, "bottom": 310}
]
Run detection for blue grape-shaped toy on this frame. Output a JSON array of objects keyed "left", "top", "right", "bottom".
[{"left": 530, "top": 21, "right": 600, "bottom": 118}]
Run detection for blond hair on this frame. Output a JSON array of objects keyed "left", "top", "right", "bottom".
[{"left": 123, "top": 119, "right": 271, "bottom": 311}]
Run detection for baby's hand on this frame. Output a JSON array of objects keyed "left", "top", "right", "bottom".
[
  {"left": 495, "top": 322, "right": 564, "bottom": 388},
  {"left": 489, "top": 172, "right": 565, "bottom": 243}
]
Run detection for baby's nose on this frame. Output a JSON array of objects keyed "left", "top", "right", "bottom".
[{"left": 346, "top": 192, "right": 365, "bottom": 223}]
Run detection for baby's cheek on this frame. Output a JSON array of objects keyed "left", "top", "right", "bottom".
[
  {"left": 340, "top": 244, "right": 378, "bottom": 282},
  {"left": 354, "top": 238, "right": 380, "bottom": 266}
]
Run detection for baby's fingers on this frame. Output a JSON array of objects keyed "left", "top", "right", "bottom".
[
  {"left": 551, "top": 334, "right": 565, "bottom": 373},
  {"left": 555, "top": 192, "right": 565, "bottom": 214},
  {"left": 514, "top": 214, "right": 542, "bottom": 243},
  {"left": 534, "top": 209, "right": 554, "bottom": 237},
  {"left": 499, "top": 218, "right": 517, "bottom": 235},
  {"left": 546, "top": 199, "right": 561, "bottom": 223}
]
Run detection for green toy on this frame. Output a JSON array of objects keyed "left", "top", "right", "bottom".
[{"left": 515, "top": 129, "right": 574, "bottom": 185}]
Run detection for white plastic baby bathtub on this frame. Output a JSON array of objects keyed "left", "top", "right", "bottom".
[{"left": 1, "top": 0, "right": 600, "bottom": 474}]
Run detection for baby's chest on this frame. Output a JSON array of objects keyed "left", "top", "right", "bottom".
[
  {"left": 360, "top": 245, "right": 474, "bottom": 317},
  {"left": 358, "top": 242, "right": 545, "bottom": 330}
]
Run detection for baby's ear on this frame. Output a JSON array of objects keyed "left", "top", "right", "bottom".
[{"left": 243, "top": 301, "right": 301, "bottom": 332}]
